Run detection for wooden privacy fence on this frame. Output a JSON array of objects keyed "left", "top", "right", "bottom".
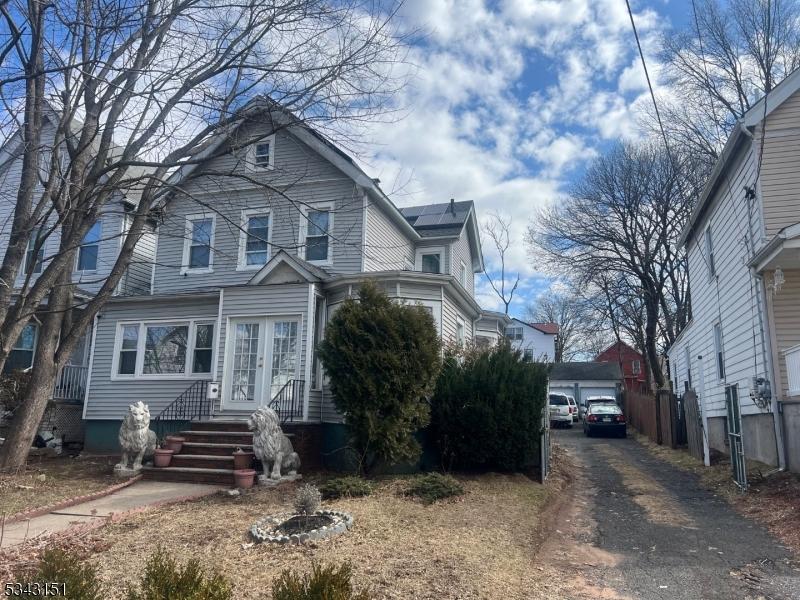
[
  {"left": 682, "top": 390, "right": 705, "bottom": 461},
  {"left": 620, "top": 389, "right": 688, "bottom": 449}
]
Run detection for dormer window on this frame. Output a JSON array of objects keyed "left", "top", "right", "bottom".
[
  {"left": 251, "top": 134, "right": 275, "bottom": 169},
  {"left": 415, "top": 246, "right": 444, "bottom": 274}
]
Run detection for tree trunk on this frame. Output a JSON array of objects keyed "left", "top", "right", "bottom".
[
  {"left": 0, "top": 276, "right": 69, "bottom": 470},
  {"left": 643, "top": 294, "right": 664, "bottom": 389}
]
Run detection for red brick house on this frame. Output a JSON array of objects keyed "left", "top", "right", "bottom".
[{"left": 596, "top": 341, "right": 647, "bottom": 393}]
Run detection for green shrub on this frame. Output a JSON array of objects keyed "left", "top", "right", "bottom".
[
  {"left": 405, "top": 473, "right": 464, "bottom": 504},
  {"left": 429, "top": 342, "right": 548, "bottom": 471},
  {"left": 14, "top": 548, "right": 104, "bottom": 600},
  {"left": 272, "top": 562, "right": 370, "bottom": 600},
  {"left": 126, "top": 547, "right": 232, "bottom": 600},
  {"left": 319, "top": 476, "right": 372, "bottom": 500},
  {"left": 318, "top": 281, "right": 442, "bottom": 474}
]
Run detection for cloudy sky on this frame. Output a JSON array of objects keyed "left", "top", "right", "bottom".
[{"left": 357, "top": 0, "right": 691, "bottom": 318}]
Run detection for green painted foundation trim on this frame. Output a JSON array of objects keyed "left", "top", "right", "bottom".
[{"left": 84, "top": 420, "right": 123, "bottom": 453}]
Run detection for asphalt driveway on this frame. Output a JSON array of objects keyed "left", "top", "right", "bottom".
[{"left": 544, "top": 426, "right": 800, "bottom": 599}]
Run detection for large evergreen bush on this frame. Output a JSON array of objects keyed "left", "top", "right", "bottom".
[
  {"left": 429, "top": 342, "right": 548, "bottom": 471},
  {"left": 318, "top": 281, "right": 442, "bottom": 473}
]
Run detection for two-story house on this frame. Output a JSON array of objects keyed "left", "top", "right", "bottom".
[
  {"left": 81, "top": 109, "right": 485, "bottom": 462},
  {"left": 668, "top": 68, "right": 800, "bottom": 473},
  {"left": 505, "top": 318, "right": 557, "bottom": 362},
  {"left": 0, "top": 112, "right": 156, "bottom": 443}
]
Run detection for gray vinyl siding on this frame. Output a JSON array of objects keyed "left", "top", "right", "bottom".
[
  {"left": 363, "top": 201, "right": 414, "bottom": 271},
  {"left": 0, "top": 121, "right": 132, "bottom": 296},
  {"left": 441, "top": 289, "right": 473, "bottom": 344},
  {"left": 769, "top": 269, "right": 800, "bottom": 399},
  {"left": 217, "top": 283, "right": 314, "bottom": 417},
  {"left": 85, "top": 295, "right": 220, "bottom": 420},
  {"left": 449, "top": 228, "right": 474, "bottom": 296},
  {"left": 152, "top": 126, "right": 365, "bottom": 293},
  {"left": 760, "top": 89, "right": 800, "bottom": 237},
  {"left": 118, "top": 218, "right": 156, "bottom": 295}
]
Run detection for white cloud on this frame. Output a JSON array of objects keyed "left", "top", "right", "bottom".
[{"left": 354, "top": 0, "right": 670, "bottom": 313}]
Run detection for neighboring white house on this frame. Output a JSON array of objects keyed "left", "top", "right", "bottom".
[
  {"left": 667, "top": 67, "right": 800, "bottom": 473},
  {"left": 506, "top": 318, "right": 557, "bottom": 362}
]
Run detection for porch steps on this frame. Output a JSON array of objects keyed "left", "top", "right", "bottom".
[
  {"left": 141, "top": 466, "right": 236, "bottom": 485},
  {"left": 170, "top": 454, "right": 234, "bottom": 470},
  {"left": 180, "top": 442, "right": 253, "bottom": 456},
  {"left": 178, "top": 430, "right": 254, "bottom": 445}
]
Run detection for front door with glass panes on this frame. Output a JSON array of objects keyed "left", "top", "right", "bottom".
[{"left": 224, "top": 316, "right": 301, "bottom": 411}]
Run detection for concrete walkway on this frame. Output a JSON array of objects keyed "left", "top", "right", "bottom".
[{"left": 1, "top": 481, "right": 220, "bottom": 548}]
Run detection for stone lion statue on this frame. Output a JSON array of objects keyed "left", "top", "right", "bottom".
[
  {"left": 248, "top": 407, "right": 300, "bottom": 482},
  {"left": 114, "top": 401, "right": 157, "bottom": 475}
]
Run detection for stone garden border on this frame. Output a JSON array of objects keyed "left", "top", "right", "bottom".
[{"left": 250, "top": 509, "right": 353, "bottom": 545}]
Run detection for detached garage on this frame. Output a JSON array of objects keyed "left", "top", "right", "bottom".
[{"left": 549, "top": 362, "right": 623, "bottom": 408}]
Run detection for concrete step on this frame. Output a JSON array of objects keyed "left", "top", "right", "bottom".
[
  {"left": 170, "top": 454, "right": 236, "bottom": 470},
  {"left": 142, "top": 466, "right": 236, "bottom": 486},
  {"left": 180, "top": 441, "right": 253, "bottom": 456},
  {"left": 190, "top": 420, "right": 250, "bottom": 432},
  {"left": 179, "top": 430, "right": 254, "bottom": 445}
]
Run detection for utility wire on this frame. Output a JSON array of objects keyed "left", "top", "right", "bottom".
[{"left": 624, "top": 0, "right": 674, "bottom": 166}]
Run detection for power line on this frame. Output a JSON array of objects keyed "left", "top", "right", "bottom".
[{"left": 624, "top": 0, "right": 674, "bottom": 166}]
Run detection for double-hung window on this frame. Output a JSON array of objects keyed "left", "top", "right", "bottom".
[
  {"left": 24, "top": 229, "right": 44, "bottom": 275},
  {"left": 302, "top": 204, "right": 333, "bottom": 264},
  {"left": 115, "top": 320, "right": 215, "bottom": 378},
  {"left": 77, "top": 222, "right": 101, "bottom": 271},
  {"left": 6, "top": 322, "right": 38, "bottom": 372},
  {"left": 252, "top": 134, "right": 275, "bottom": 169},
  {"left": 632, "top": 359, "right": 641, "bottom": 375},
  {"left": 507, "top": 326, "right": 523, "bottom": 341},
  {"left": 456, "top": 317, "right": 465, "bottom": 346},
  {"left": 239, "top": 210, "right": 270, "bottom": 268},
  {"left": 523, "top": 348, "right": 534, "bottom": 362},
  {"left": 183, "top": 215, "right": 214, "bottom": 272}
]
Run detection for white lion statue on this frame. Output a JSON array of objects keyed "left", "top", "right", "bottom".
[
  {"left": 248, "top": 407, "right": 300, "bottom": 483},
  {"left": 114, "top": 401, "right": 157, "bottom": 475}
]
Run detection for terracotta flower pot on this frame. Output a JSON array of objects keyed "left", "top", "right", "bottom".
[
  {"left": 232, "top": 449, "right": 254, "bottom": 471},
  {"left": 165, "top": 436, "right": 185, "bottom": 453},
  {"left": 234, "top": 469, "right": 257, "bottom": 489},
  {"left": 153, "top": 448, "right": 174, "bottom": 467}
]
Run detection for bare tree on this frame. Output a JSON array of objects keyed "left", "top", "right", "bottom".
[
  {"left": 526, "top": 143, "right": 693, "bottom": 388},
  {"left": 654, "top": 0, "right": 800, "bottom": 166},
  {"left": 481, "top": 211, "right": 519, "bottom": 315},
  {"left": 0, "top": 0, "right": 410, "bottom": 469},
  {"left": 527, "top": 289, "right": 592, "bottom": 362}
]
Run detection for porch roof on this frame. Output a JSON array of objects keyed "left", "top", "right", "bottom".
[{"left": 749, "top": 222, "right": 800, "bottom": 272}]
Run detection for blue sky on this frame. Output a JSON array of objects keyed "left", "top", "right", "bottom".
[{"left": 358, "top": 0, "right": 694, "bottom": 319}]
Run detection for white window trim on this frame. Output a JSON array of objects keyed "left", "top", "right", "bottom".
[
  {"left": 247, "top": 134, "right": 275, "bottom": 170},
  {"left": 75, "top": 221, "right": 102, "bottom": 274},
  {"left": 23, "top": 230, "right": 46, "bottom": 277},
  {"left": 415, "top": 246, "right": 445, "bottom": 274},
  {"left": 299, "top": 202, "right": 334, "bottom": 266},
  {"left": 411, "top": 299, "right": 442, "bottom": 336},
  {"left": 455, "top": 316, "right": 466, "bottom": 346},
  {"left": 181, "top": 213, "right": 216, "bottom": 275},
  {"left": 111, "top": 318, "right": 216, "bottom": 381},
  {"left": 459, "top": 260, "right": 468, "bottom": 287},
  {"left": 237, "top": 208, "right": 272, "bottom": 271}
]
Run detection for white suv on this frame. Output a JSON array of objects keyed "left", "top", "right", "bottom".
[{"left": 548, "top": 394, "right": 573, "bottom": 428}]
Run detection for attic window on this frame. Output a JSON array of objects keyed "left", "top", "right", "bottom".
[{"left": 252, "top": 135, "right": 275, "bottom": 169}]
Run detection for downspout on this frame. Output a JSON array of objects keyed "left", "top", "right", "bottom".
[{"left": 755, "top": 270, "right": 787, "bottom": 470}]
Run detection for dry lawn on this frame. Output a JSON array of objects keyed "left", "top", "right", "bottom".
[
  {"left": 0, "top": 455, "right": 119, "bottom": 517},
  {"left": 633, "top": 430, "right": 800, "bottom": 556},
  {"left": 5, "top": 471, "right": 566, "bottom": 599}
]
